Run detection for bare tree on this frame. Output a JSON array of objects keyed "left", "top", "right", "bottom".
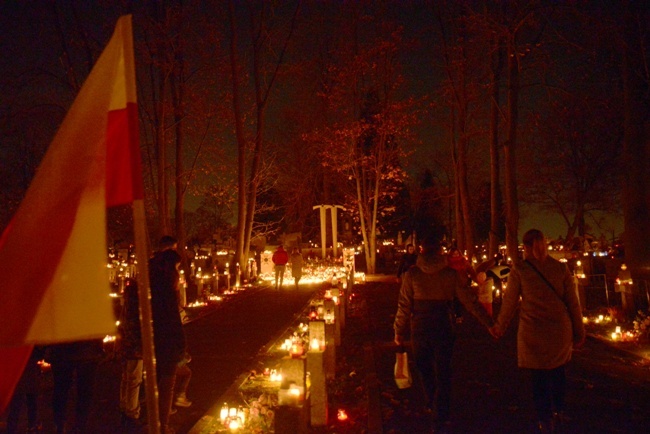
[
  {"left": 227, "top": 0, "right": 300, "bottom": 273},
  {"left": 621, "top": 1, "right": 650, "bottom": 280}
]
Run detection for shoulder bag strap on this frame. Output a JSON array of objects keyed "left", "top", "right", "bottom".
[{"left": 524, "top": 259, "right": 564, "bottom": 303}]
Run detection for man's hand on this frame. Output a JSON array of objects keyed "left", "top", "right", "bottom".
[{"left": 394, "top": 334, "right": 403, "bottom": 346}]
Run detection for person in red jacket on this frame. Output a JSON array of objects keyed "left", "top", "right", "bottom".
[{"left": 272, "top": 245, "right": 289, "bottom": 290}]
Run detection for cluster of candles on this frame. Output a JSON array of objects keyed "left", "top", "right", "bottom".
[
  {"left": 279, "top": 335, "right": 306, "bottom": 358},
  {"left": 583, "top": 314, "right": 636, "bottom": 342},
  {"left": 219, "top": 403, "right": 247, "bottom": 430},
  {"left": 583, "top": 314, "right": 612, "bottom": 324},
  {"left": 309, "top": 304, "right": 335, "bottom": 323},
  {"left": 262, "top": 368, "right": 283, "bottom": 382}
]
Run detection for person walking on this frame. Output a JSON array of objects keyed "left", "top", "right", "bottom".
[
  {"left": 272, "top": 245, "right": 289, "bottom": 290},
  {"left": 6, "top": 346, "right": 45, "bottom": 433},
  {"left": 46, "top": 339, "right": 104, "bottom": 434},
  {"left": 118, "top": 278, "right": 144, "bottom": 430},
  {"left": 290, "top": 247, "right": 303, "bottom": 289},
  {"left": 149, "top": 236, "right": 187, "bottom": 434},
  {"left": 393, "top": 236, "right": 494, "bottom": 432},
  {"left": 489, "top": 229, "right": 585, "bottom": 433},
  {"left": 396, "top": 243, "right": 417, "bottom": 283}
]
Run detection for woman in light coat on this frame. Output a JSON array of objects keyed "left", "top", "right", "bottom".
[{"left": 490, "top": 229, "right": 585, "bottom": 433}]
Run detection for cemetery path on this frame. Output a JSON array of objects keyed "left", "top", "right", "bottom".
[
  {"left": 3, "top": 277, "right": 650, "bottom": 433},
  {"left": 0, "top": 282, "right": 318, "bottom": 434}
]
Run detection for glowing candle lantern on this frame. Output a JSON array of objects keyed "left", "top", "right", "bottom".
[
  {"left": 310, "top": 338, "right": 323, "bottom": 351},
  {"left": 220, "top": 403, "right": 229, "bottom": 423},
  {"left": 290, "top": 343, "right": 303, "bottom": 358}
]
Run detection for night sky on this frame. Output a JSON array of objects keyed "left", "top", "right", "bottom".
[{"left": 0, "top": 1, "right": 631, "bottom": 243}]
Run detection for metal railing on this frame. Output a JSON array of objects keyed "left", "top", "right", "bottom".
[{"left": 580, "top": 274, "right": 650, "bottom": 313}]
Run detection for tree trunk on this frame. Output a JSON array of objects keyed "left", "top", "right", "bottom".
[
  {"left": 450, "top": 108, "right": 463, "bottom": 248},
  {"left": 355, "top": 173, "right": 374, "bottom": 274},
  {"left": 170, "top": 22, "right": 187, "bottom": 281},
  {"left": 228, "top": 0, "right": 247, "bottom": 278},
  {"left": 622, "top": 1, "right": 650, "bottom": 280},
  {"left": 457, "top": 102, "right": 474, "bottom": 258},
  {"left": 504, "top": 37, "right": 520, "bottom": 261},
  {"left": 489, "top": 35, "right": 504, "bottom": 257}
]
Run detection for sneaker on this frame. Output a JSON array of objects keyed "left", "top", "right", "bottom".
[{"left": 174, "top": 393, "right": 192, "bottom": 408}]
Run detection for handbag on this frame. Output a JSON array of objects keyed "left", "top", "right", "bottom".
[{"left": 394, "top": 347, "right": 412, "bottom": 389}]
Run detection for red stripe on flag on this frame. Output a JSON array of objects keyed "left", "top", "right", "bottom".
[
  {"left": 106, "top": 102, "right": 142, "bottom": 206},
  {"left": 0, "top": 345, "right": 33, "bottom": 413}
]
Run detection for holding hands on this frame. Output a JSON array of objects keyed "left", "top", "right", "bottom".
[{"left": 488, "top": 325, "right": 503, "bottom": 340}]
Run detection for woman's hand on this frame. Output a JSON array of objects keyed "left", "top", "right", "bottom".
[{"left": 488, "top": 325, "right": 502, "bottom": 340}]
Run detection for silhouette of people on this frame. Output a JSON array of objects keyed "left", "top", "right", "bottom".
[
  {"left": 149, "top": 236, "right": 187, "bottom": 434},
  {"left": 46, "top": 339, "right": 104, "bottom": 433},
  {"left": 272, "top": 245, "right": 289, "bottom": 290},
  {"left": 6, "top": 346, "right": 45, "bottom": 433},
  {"left": 290, "top": 247, "right": 303, "bottom": 289},
  {"left": 118, "top": 278, "right": 144, "bottom": 429},
  {"left": 396, "top": 243, "right": 418, "bottom": 283}
]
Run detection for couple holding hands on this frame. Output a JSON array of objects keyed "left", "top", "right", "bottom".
[{"left": 394, "top": 229, "right": 585, "bottom": 433}]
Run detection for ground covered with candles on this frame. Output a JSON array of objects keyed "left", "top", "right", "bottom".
[
  {"left": 206, "top": 283, "right": 373, "bottom": 434},
  {"left": 582, "top": 308, "right": 650, "bottom": 361}
]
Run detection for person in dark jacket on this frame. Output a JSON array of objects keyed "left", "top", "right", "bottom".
[
  {"left": 396, "top": 243, "right": 418, "bottom": 283},
  {"left": 394, "top": 236, "right": 494, "bottom": 432},
  {"left": 46, "top": 339, "right": 104, "bottom": 434},
  {"left": 6, "top": 346, "right": 45, "bottom": 433},
  {"left": 149, "top": 236, "right": 187, "bottom": 434},
  {"left": 118, "top": 278, "right": 144, "bottom": 428}
]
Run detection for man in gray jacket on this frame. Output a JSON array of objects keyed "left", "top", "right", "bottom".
[{"left": 394, "top": 236, "right": 494, "bottom": 431}]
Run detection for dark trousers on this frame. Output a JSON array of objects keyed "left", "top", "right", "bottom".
[
  {"left": 7, "top": 360, "right": 40, "bottom": 433},
  {"left": 411, "top": 333, "right": 455, "bottom": 422},
  {"left": 529, "top": 364, "right": 567, "bottom": 422},
  {"left": 410, "top": 302, "right": 456, "bottom": 422},
  {"left": 51, "top": 360, "right": 98, "bottom": 432}
]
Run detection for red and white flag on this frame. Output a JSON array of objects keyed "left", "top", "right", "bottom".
[{"left": 0, "top": 15, "right": 142, "bottom": 412}]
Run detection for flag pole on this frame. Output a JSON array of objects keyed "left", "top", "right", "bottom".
[{"left": 133, "top": 199, "right": 161, "bottom": 434}]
